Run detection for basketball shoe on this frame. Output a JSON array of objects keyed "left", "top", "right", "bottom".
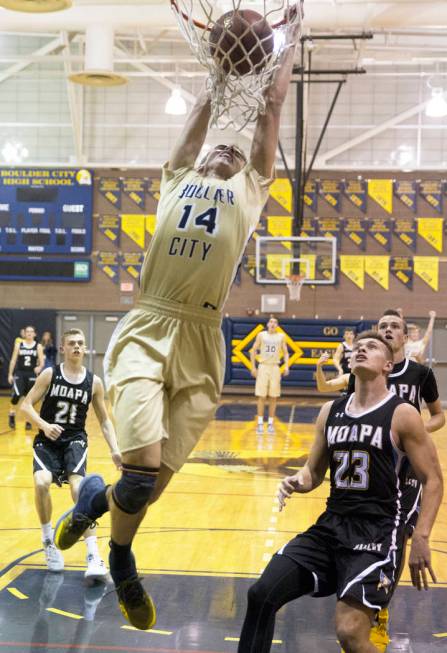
[
  {"left": 110, "top": 550, "right": 156, "bottom": 630},
  {"left": 43, "top": 540, "right": 64, "bottom": 572},
  {"left": 54, "top": 474, "right": 104, "bottom": 550}
]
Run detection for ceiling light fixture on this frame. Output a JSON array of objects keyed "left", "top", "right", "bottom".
[
  {"left": 425, "top": 87, "right": 447, "bottom": 118},
  {"left": 165, "top": 87, "right": 187, "bottom": 116}
]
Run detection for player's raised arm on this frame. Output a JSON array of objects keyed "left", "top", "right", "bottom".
[
  {"left": 315, "top": 353, "right": 349, "bottom": 392},
  {"left": 392, "top": 402, "right": 443, "bottom": 590},
  {"left": 250, "top": 16, "right": 300, "bottom": 178},
  {"left": 277, "top": 401, "right": 332, "bottom": 509},
  {"left": 168, "top": 86, "right": 212, "bottom": 171}
]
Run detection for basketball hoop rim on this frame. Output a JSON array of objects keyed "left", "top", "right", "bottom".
[{"left": 170, "top": 0, "right": 292, "bottom": 31}]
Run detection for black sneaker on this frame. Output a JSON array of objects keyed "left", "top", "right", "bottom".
[
  {"left": 54, "top": 474, "right": 104, "bottom": 550},
  {"left": 8, "top": 414, "right": 15, "bottom": 429},
  {"left": 25, "top": 422, "right": 32, "bottom": 431},
  {"left": 110, "top": 552, "right": 156, "bottom": 630}
]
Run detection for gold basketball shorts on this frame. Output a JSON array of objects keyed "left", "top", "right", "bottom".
[
  {"left": 255, "top": 363, "right": 282, "bottom": 398},
  {"left": 104, "top": 296, "right": 225, "bottom": 472}
]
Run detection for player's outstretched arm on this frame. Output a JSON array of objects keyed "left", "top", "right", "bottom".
[
  {"left": 20, "top": 368, "right": 63, "bottom": 441},
  {"left": 315, "top": 353, "right": 348, "bottom": 392},
  {"left": 332, "top": 343, "right": 344, "bottom": 375},
  {"left": 250, "top": 19, "right": 300, "bottom": 178},
  {"left": 168, "top": 86, "right": 211, "bottom": 172},
  {"left": 421, "top": 310, "right": 436, "bottom": 351},
  {"left": 393, "top": 403, "right": 443, "bottom": 590},
  {"left": 92, "top": 375, "right": 122, "bottom": 469},
  {"left": 277, "top": 401, "right": 331, "bottom": 510}
]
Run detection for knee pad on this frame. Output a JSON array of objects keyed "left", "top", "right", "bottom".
[
  {"left": 11, "top": 394, "right": 20, "bottom": 406},
  {"left": 112, "top": 464, "right": 159, "bottom": 514}
]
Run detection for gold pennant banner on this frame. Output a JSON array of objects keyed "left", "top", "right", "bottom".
[
  {"left": 368, "top": 179, "right": 393, "bottom": 214},
  {"left": 267, "top": 216, "right": 293, "bottom": 239},
  {"left": 121, "top": 214, "right": 146, "bottom": 249},
  {"left": 145, "top": 214, "right": 157, "bottom": 236},
  {"left": 266, "top": 254, "right": 291, "bottom": 279},
  {"left": 340, "top": 255, "right": 364, "bottom": 289},
  {"left": 414, "top": 256, "right": 439, "bottom": 291},
  {"left": 364, "top": 256, "right": 389, "bottom": 290},
  {"left": 417, "top": 218, "right": 443, "bottom": 252},
  {"left": 269, "top": 178, "right": 292, "bottom": 214}
]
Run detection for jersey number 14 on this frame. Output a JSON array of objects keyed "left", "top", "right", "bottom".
[{"left": 177, "top": 205, "right": 218, "bottom": 235}]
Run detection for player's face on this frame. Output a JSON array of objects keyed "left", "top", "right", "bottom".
[
  {"left": 344, "top": 330, "right": 355, "bottom": 344},
  {"left": 203, "top": 144, "right": 246, "bottom": 180},
  {"left": 62, "top": 336, "right": 86, "bottom": 362},
  {"left": 350, "top": 338, "right": 393, "bottom": 377},
  {"left": 24, "top": 327, "right": 35, "bottom": 342},
  {"left": 267, "top": 318, "right": 278, "bottom": 332},
  {"left": 377, "top": 316, "right": 407, "bottom": 353}
]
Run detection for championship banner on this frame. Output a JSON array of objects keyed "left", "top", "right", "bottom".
[
  {"left": 364, "top": 256, "right": 389, "bottom": 290},
  {"left": 316, "top": 255, "right": 337, "bottom": 283},
  {"left": 317, "top": 217, "right": 342, "bottom": 244},
  {"left": 269, "top": 178, "right": 292, "bottom": 213},
  {"left": 367, "top": 179, "right": 393, "bottom": 214},
  {"left": 299, "top": 254, "right": 316, "bottom": 279},
  {"left": 267, "top": 216, "right": 293, "bottom": 238},
  {"left": 394, "top": 180, "right": 417, "bottom": 213},
  {"left": 148, "top": 178, "right": 161, "bottom": 201},
  {"left": 320, "top": 180, "right": 341, "bottom": 212},
  {"left": 98, "top": 214, "right": 120, "bottom": 246},
  {"left": 417, "top": 217, "right": 443, "bottom": 252},
  {"left": 98, "top": 177, "right": 122, "bottom": 209},
  {"left": 243, "top": 253, "right": 257, "bottom": 278},
  {"left": 414, "top": 256, "right": 439, "bottom": 291},
  {"left": 343, "top": 179, "right": 367, "bottom": 213},
  {"left": 393, "top": 218, "right": 417, "bottom": 250},
  {"left": 122, "top": 178, "right": 146, "bottom": 209},
  {"left": 121, "top": 214, "right": 146, "bottom": 249},
  {"left": 145, "top": 214, "right": 157, "bottom": 237},
  {"left": 419, "top": 180, "right": 443, "bottom": 213},
  {"left": 266, "top": 254, "right": 290, "bottom": 279},
  {"left": 299, "top": 217, "right": 317, "bottom": 239},
  {"left": 304, "top": 180, "right": 318, "bottom": 212},
  {"left": 97, "top": 251, "right": 120, "bottom": 284},
  {"left": 367, "top": 218, "right": 392, "bottom": 251},
  {"left": 390, "top": 256, "right": 413, "bottom": 289},
  {"left": 121, "top": 252, "right": 145, "bottom": 280},
  {"left": 343, "top": 217, "right": 367, "bottom": 250},
  {"left": 340, "top": 255, "right": 364, "bottom": 289}
]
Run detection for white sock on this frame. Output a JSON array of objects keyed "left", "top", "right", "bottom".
[
  {"left": 268, "top": 417, "right": 274, "bottom": 425},
  {"left": 257, "top": 416, "right": 263, "bottom": 425},
  {"left": 41, "top": 522, "right": 53, "bottom": 543},
  {"left": 84, "top": 536, "right": 99, "bottom": 557}
]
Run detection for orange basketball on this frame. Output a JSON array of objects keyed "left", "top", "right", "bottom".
[{"left": 209, "top": 9, "right": 274, "bottom": 76}]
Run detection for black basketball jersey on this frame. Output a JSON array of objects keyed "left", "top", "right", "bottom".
[
  {"left": 39, "top": 364, "right": 93, "bottom": 443},
  {"left": 346, "top": 358, "right": 439, "bottom": 412},
  {"left": 340, "top": 342, "right": 353, "bottom": 374},
  {"left": 16, "top": 340, "right": 38, "bottom": 373},
  {"left": 325, "top": 393, "right": 407, "bottom": 519}
]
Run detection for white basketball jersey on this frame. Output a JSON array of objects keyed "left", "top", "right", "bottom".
[{"left": 259, "top": 331, "right": 284, "bottom": 365}]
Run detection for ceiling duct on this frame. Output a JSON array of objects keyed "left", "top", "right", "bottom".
[
  {"left": 0, "top": 0, "right": 71, "bottom": 11},
  {"left": 69, "top": 24, "right": 127, "bottom": 87}
]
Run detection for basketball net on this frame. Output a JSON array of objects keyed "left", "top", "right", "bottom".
[
  {"left": 171, "top": 0, "right": 304, "bottom": 130},
  {"left": 286, "top": 274, "right": 305, "bottom": 302}
]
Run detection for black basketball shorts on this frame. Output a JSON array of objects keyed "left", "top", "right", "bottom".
[
  {"left": 11, "top": 371, "right": 36, "bottom": 401},
  {"left": 33, "top": 434, "right": 88, "bottom": 485},
  {"left": 277, "top": 510, "right": 406, "bottom": 611}
]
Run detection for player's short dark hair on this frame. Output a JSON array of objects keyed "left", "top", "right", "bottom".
[
  {"left": 380, "top": 309, "right": 408, "bottom": 334},
  {"left": 62, "top": 328, "right": 85, "bottom": 344},
  {"left": 354, "top": 330, "right": 394, "bottom": 361},
  {"left": 344, "top": 327, "right": 355, "bottom": 333}
]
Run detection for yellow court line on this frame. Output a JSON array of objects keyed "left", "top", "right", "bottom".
[
  {"left": 225, "top": 637, "right": 283, "bottom": 644},
  {"left": 121, "top": 625, "right": 173, "bottom": 635},
  {"left": 0, "top": 567, "right": 26, "bottom": 592},
  {"left": 7, "top": 587, "right": 28, "bottom": 600},
  {"left": 46, "top": 607, "right": 83, "bottom": 620},
  {"left": 433, "top": 633, "right": 447, "bottom": 638}
]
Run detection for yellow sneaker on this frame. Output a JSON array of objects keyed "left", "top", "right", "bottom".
[
  {"left": 340, "top": 608, "right": 390, "bottom": 653},
  {"left": 369, "top": 608, "right": 390, "bottom": 652}
]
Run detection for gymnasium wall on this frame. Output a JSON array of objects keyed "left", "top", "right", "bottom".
[{"left": 0, "top": 167, "right": 445, "bottom": 319}]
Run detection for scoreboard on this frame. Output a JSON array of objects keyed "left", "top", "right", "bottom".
[{"left": 0, "top": 168, "right": 93, "bottom": 254}]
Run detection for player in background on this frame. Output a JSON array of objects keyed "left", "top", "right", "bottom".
[
  {"left": 238, "top": 331, "right": 443, "bottom": 653},
  {"left": 250, "top": 317, "right": 289, "bottom": 434},
  {"left": 405, "top": 310, "right": 436, "bottom": 363},
  {"left": 21, "top": 328, "right": 121, "bottom": 578},
  {"left": 332, "top": 327, "right": 355, "bottom": 376},
  {"left": 8, "top": 325, "right": 44, "bottom": 430},
  {"left": 52, "top": 21, "right": 301, "bottom": 631}
]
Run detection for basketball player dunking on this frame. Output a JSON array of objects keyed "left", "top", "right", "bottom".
[
  {"left": 238, "top": 331, "right": 443, "bottom": 653},
  {"left": 52, "top": 23, "right": 301, "bottom": 630}
]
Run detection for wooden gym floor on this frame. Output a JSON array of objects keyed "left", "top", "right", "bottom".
[{"left": 0, "top": 395, "right": 446, "bottom": 652}]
